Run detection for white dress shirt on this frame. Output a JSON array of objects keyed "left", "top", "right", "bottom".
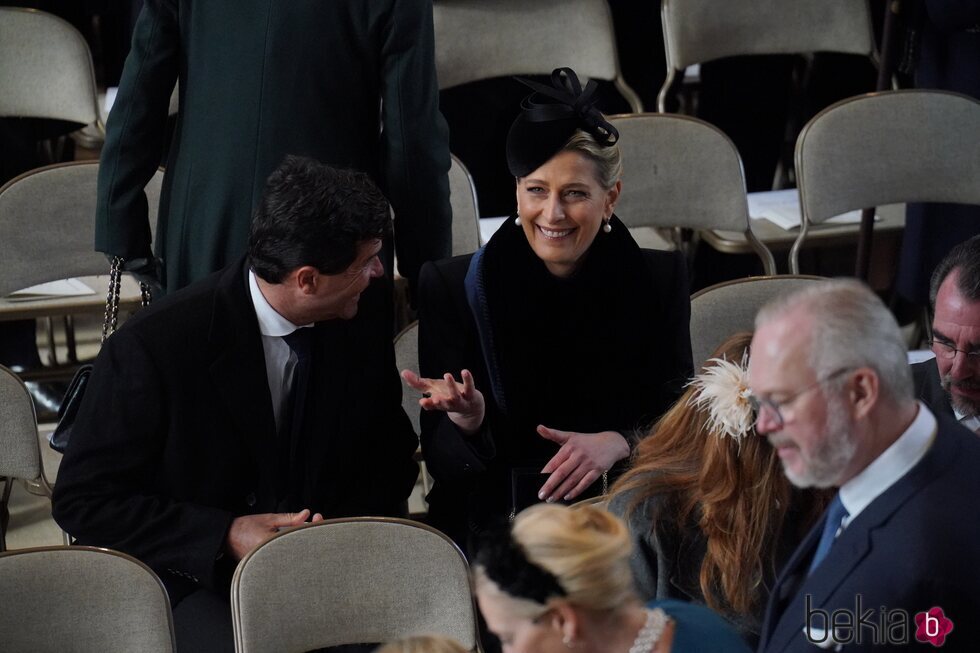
[
  {"left": 248, "top": 270, "right": 312, "bottom": 430},
  {"left": 839, "top": 401, "right": 937, "bottom": 527}
]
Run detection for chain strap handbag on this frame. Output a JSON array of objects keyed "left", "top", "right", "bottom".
[{"left": 49, "top": 257, "right": 152, "bottom": 453}]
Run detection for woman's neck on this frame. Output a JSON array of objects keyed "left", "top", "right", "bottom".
[{"left": 578, "top": 604, "right": 668, "bottom": 653}]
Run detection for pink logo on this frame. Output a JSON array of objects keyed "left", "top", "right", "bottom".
[{"left": 915, "top": 607, "right": 954, "bottom": 647}]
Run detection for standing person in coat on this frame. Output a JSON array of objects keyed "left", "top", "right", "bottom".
[{"left": 96, "top": 0, "right": 451, "bottom": 295}]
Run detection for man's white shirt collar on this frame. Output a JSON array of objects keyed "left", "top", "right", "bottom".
[{"left": 838, "top": 401, "right": 936, "bottom": 526}]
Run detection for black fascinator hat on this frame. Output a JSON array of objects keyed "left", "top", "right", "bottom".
[
  {"left": 506, "top": 67, "right": 619, "bottom": 178},
  {"left": 474, "top": 521, "right": 567, "bottom": 604}
]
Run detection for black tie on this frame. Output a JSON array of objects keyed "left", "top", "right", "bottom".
[{"left": 278, "top": 327, "right": 313, "bottom": 509}]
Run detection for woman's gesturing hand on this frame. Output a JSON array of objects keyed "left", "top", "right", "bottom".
[
  {"left": 537, "top": 427, "right": 631, "bottom": 502},
  {"left": 401, "top": 369, "right": 486, "bottom": 436}
]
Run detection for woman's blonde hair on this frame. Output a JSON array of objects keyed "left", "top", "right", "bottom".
[
  {"left": 562, "top": 129, "right": 623, "bottom": 190},
  {"left": 374, "top": 634, "right": 469, "bottom": 653},
  {"left": 507, "top": 503, "right": 636, "bottom": 612}
]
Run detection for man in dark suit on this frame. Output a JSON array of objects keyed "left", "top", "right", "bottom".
[
  {"left": 53, "top": 156, "right": 419, "bottom": 652},
  {"left": 913, "top": 234, "right": 980, "bottom": 430},
  {"left": 96, "top": 0, "right": 450, "bottom": 295},
  {"left": 748, "top": 280, "right": 980, "bottom": 652}
]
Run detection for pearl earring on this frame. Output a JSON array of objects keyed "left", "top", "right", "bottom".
[
  {"left": 602, "top": 219, "right": 612, "bottom": 233},
  {"left": 515, "top": 211, "right": 521, "bottom": 226}
]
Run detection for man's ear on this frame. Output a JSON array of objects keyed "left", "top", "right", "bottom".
[
  {"left": 849, "top": 367, "right": 879, "bottom": 420},
  {"left": 294, "top": 266, "right": 319, "bottom": 295}
]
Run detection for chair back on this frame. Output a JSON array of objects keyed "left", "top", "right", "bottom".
[
  {"left": 434, "top": 0, "right": 642, "bottom": 111},
  {"left": 0, "top": 364, "right": 43, "bottom": 487},
  {"left": 0, "top": 161, "right": 164, "bottom": 296},
  {"left": 658, "top": 0, "right": 875, "bottom": 111},
  {"left": 231, "top": 517, "right": 479, "bottom": 653},
  {"left": 449, "top": 154, "right": 481, "bottom": 255},
  {"left": 0, "top": 546, "right": 176, "bottom": 652},
  {"left": 0, "top": 7, "right": 102, "bottom": 127},
  {"left": 609, "top": 113, "right": 775, "bottom": 274},
  {"left": 689, "top": 275, "right": 826, "bottom": 368},
  {"left": 395, "top": 321, "right": 421, "bottom": 435},
  {"left": 791, "top": 90, "right": 980, "bottom": 272}
]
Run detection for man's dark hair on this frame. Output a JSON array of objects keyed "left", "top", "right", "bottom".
[
  {"left": 247, "top": 155, "right": 391, "bottom": 283},
  {"left": 929, "top": 234, "right": 980, "bottom": 309}
]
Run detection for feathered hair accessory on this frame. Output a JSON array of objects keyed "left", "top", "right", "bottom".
[{"left": 686, "top": 351, "right": 754, "bottom": 446}]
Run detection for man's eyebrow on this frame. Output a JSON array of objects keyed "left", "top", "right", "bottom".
[{"left": 932, "top": 329, "right": 980, "bottom": 351}]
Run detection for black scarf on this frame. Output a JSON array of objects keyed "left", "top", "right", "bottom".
[{"left": 467, "top": 215, "right": 669, "bottom": 466}]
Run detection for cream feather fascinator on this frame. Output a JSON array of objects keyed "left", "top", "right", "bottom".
[{"left": 686, "top": 351, "right": 753, "bottom": 446}]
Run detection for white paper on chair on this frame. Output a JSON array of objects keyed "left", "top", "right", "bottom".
[
  {"left": 6, "top": 278, "right": 96, "bottom": 302},
  {"left": 748, "top": 189, "right": 879, "bottom": 231}
]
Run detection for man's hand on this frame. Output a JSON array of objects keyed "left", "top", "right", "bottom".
[
  {"left": 401, "top": 369, "right": 485, "bottom": 436},
  {"left": 225, "top": 508, "right": 324, "bottom": 561},
  {"left": 537, "top": 427, "right": 631, "bottom": 502}
]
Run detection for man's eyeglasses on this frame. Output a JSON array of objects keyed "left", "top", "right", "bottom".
[
  {"left": 746, "top": 368, "right": 854, "bottom": 429},
  {"left": 928, "top": 340, "right": 980, "bottom": 361}
]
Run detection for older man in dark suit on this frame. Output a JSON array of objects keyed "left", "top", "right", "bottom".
[
  {"left": 913, "top": 234, "right": 980, "bottom": 431},
  {"left": 96, "top": 0, "right": 450, "bottom": 295},
  {"left": 748, "top": 280, "right": 980, "bottom": 652},
  {"left": 53, "top": 156, "right": 419, "bottom": 652}
]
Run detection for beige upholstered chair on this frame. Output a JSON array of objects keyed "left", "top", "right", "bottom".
[
  {"left": 657, "top": 0, "right": 876, "bottom": 112},
  {"left": 449, "top": 154, "right": 481, "bottom": 255},
  {"left": 0, "top": 545, "right": 176, "bottom": 652},
  {"left": 0, "top": 161, "right": 163, "bottom": 368},
  {"left": 0, "top": 365, "right": 66, "bottom": 551},
  {"left": 689, "top": 275, "right": 826, "bottom": 368},
  {"left": 0, "top": 161, "right": 164, "bottom": 297},
  {"left": 609, "top": 113, "right": 776, "bottom": 275},
  {"left": 394, "top": 321, "right": 422, "bottom": 435},
  {"left": 433, "top": 0, "right": 642, "bottom": 112},
  {"left": 791, "top": 90, "right": 980, "bottom": 273},
  {"left": 231, "top": 517, "right": 480, "bottom": 653},
  {"left": 0, "top": 7, "right": 103, "bottom": 131}
]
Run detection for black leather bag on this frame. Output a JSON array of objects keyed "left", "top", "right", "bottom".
[{"left": 48, "top": 257, "right": 151, "bottom": 453}]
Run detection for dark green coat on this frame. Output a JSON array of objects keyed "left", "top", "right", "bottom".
[{"left": 95, "top": 0, "right": 451, "bottom": 293}]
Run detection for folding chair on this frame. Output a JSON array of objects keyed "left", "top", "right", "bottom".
[
  {"left": 0, "top": 7, "right": 104, "bottom": 149},
  {"left": 689, "top": 275, "right": 826, "bottom": 368},
  {"left": 0, "top": 161, "right": 163, "bottom": 371},
  {"left": 449, "top": 154, "right": 481, "bottom": 255},
  {"left": 0, "top": 545, "right": 176, "bottom": 652},
  {"left": 0, "top": 365, "right": 68, "bottom": 551},
  {"left": 657, "top": 0, "right": 876, "bottom": 112},
  {"left": 791, "top": 90, "right": 980, "bottom": 274},
  {"left": 231, "top": 517, "right": 480, "bottom": 653},
  {"left": 433, "top": 0, "right": 642, "bottom": 112},
  {"left": 609, "top": 113, "right": 776, "bottom": 275}
]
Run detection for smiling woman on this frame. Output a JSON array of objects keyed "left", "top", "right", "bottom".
[{"left": 403, "top": 68, "right": 693, "bottom": 553}]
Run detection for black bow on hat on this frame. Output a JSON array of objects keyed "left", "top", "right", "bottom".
[{"left": 506, "top": 67, "right": 619, "bottom": 178}]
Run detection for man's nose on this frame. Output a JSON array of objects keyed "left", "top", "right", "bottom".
[
  {"left": 754, "top": 406, "right": 780, "bottom": 435},
  {"left": 369, "top": 256, "right": 384, "bottom": 278},
  {"left": 949, "top": 349, "right": 974, "bottom": 380}
]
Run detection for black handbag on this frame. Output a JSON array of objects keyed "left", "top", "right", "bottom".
[{"left": 49, "top": 257, "right": 151, "bottom": 453}]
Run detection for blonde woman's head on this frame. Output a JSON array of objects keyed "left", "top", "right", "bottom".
[{"left": 374, "top": 635, "right": 469, "bottom": 653}]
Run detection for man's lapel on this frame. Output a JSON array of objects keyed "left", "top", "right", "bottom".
[
  {"left": 763, "top": 443, "right": 944, "bottom": 653},
  {"left": 208, "top": 261, "right": 278, "bottom": 500}
]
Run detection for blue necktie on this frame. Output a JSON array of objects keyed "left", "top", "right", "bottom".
[{"left": 808, "top": 494, "right": 849, "bottom": 575}]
